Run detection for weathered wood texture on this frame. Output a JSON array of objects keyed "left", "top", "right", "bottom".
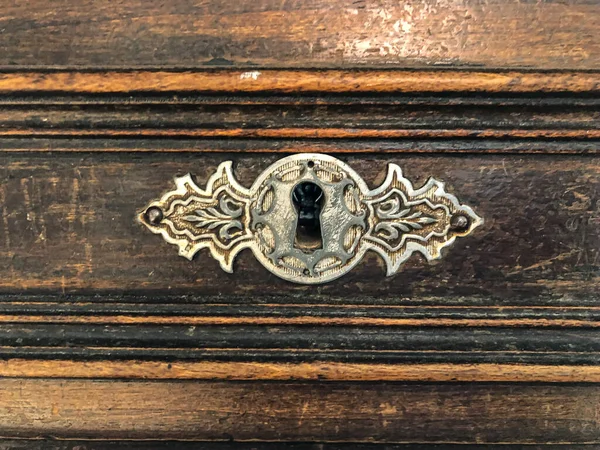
[
  {"left": 1, "top": 71, "right": 600, "bottom": 93},
  {"left": 0, "top": 380, "right": 599, "bottom": 442},
  {"left": 0, "top": 153, "right": 597, "bottom": 303},
  {"left": 1, "top": 443, "right": 597, "bottom": 450},
  {"left": 2, "top": 360, "right": 600, "bottom": 382},
  {"left": 1, "top": 1, "right": 599, "bottom": 69},
  {"left": 0, "top": 150, "right": 596, "bottom": 380},
  {"left": 0, "top": 70, "right": 598, "bottom": 147},
  {"left": 2, "top": 0, "right": 599, "bottom": 445}
]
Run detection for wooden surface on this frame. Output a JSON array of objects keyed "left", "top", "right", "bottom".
[
  {"left": 1, "top": 70, "right": 600, "bottom": 93},
  {"left": 1, "top": 444, "right": 598, "bottom": 450},
  {"left": 0, "top": 153, "right": 597, "bottom": 300},
  {"left": 1, "top": 0, "right": 599, "bottom": 444},
  {"left": 2, "top": 360, "right": 600, "bottom": 382},
  {"left": 0, "top": 69, "right": 598, "bottom": 444},
  {"left": 0, "top": 69, "right": 598, "bottom": 148},
  {"left": 1, "top": 0, "right": 599, "bottom": 70},
  {"left": 1, "top": 380, "right": 599, "bottom": 442}
]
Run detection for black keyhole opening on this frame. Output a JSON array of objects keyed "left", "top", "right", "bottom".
[{"left": 292, "top": 181, "right": 325, "bottom": 252}]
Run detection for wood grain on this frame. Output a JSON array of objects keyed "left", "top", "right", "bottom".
[
  {"left": 2, "top": 360, "right": 600, "bottom": 382},
  {"left": 1, "top": 1, "right": 599, "bottom": 69},
  {"left": 0, "top": 70, "right": 599, "bottom": 94},
  {"left": 0, "top": 153, "right": 597, "bottom": 304},
  {"left": 0, "top": 70, "right": 597, "bottom": 147},
  {"left": 2, "top": 128, "right": 600, "bottom": 140},
  {"left": 2, "top": 137, "right": 597, "bottom": 155},
  {"left": 1, "top": 443, "right": 597, "bottom": 450},
  {"left": 1, "top": 313, "right": 599, "bottom": 327},
  {"left": 1, "top": 0, "right": 598, "bottom": 445},
  {"left": 1, "top": 380, "right": 599, "bottom": 442}
]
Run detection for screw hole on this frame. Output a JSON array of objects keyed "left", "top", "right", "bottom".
[
  {"left": 307, "top": 161, "right": 315, "bottom": 169},
  {"left": 303, "top": 268, "right": 310, "bottom": 276}
]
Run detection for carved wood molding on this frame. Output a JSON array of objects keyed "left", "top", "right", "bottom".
[{"left": 0, "top": 69, "right": 597, "bottom": 151}]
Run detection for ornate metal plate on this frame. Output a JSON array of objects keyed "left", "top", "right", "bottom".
[{"left": 139, "top": 154, "right": 482, "bottom": 284}]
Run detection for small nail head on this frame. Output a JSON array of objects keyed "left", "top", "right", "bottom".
[
  {"left": 145, "top": 206, "right": 164, "bottom": 225},
  {"left": 450, "top": 214, "right": 470, "bottom": 230}
]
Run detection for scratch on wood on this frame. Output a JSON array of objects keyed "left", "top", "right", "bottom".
[
  {"left": 20, "top": 177, "right": 39, "bottom": 237},
  {"left": 507, "top": 250, "right": 580, "bottom": 276},
  {"left": 0, "top": 185, "right": 11, "bottom": 250},
  {"left": 33, "top": 178, "right": 47, "bottom": 244},
  {"left": 68, "top": 177, "right": 80, "bottom": 233}
]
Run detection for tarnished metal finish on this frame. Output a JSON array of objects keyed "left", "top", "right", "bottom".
[
  {"left": 139, "top": 154, "right": 482, "bottom": 284},
  {"left": 250, "top": 156, "right": 367, "bottom": 283}
]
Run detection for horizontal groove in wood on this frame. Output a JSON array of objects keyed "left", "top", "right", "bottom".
[
  {"left": 0, "top": 72, "right": 596, "bottom": 145},
  {"left": 1, "top": 379, "right": 599, "bottom": 442},
  {"left": 2, "top": 94, "right": 600, "bottom": 107},
  {"left": 2, "top": 348, "right": 599, "bottom": 366},
  {"left": 0, "top": 314, "right": 598, "bottom": 327},
  {"left": 2, "top": 138, "right": 597, "bottom": 154},
  {"left": 1, "top": 324, "right": 598, "bottom": 352},
  {"left": 1, "top": 71, "right": 599, "bottom": 94},
  {"left": 0, "top": 301, "right": 599, "bottom": 316}
]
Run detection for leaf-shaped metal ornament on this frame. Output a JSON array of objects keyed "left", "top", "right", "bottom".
[{"left": 139, "top": 154, "right": 482, "bottom": 284}]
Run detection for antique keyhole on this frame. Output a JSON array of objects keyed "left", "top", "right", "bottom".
[
  {"left": 140, "top": 153, "right": 482, "bottom": 283},
  {"left": 292, "top": 181, "right": 325, "bottom": 252}
]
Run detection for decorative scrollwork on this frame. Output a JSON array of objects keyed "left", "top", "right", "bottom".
[
  {"left": 362, "top": 164, "right": 482, "bottom": 275},
  {"left": 181, "top": 195, "right": 244, "bottom": 243},
  {"left": 138, "top": 162, "right": 253, "bottom": 272},
  {"left": 139, "top": 154, "right": 482, "bottom": 284}
]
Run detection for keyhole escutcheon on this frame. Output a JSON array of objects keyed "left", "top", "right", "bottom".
[{"left": 292, "top": 181, "right": 325, "bottom": 252}]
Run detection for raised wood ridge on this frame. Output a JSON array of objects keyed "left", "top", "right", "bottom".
[{"left": 0, "top": 70, "right": 598, "bottom": 151}]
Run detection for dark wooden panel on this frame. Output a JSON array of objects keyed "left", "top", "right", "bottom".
[
  {"left": 0, "top": 153, "right": 598, "bottom": 304},
  {"left": 0, "top": 380, "right": 599, "bottom": 442},
  {"left": 1, "top": 1, "right": 599, "bottom": 69}
]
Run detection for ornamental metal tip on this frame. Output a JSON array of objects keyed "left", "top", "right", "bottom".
[{"left": 139, "top": 153, "right": 482, "bottom": 284}]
